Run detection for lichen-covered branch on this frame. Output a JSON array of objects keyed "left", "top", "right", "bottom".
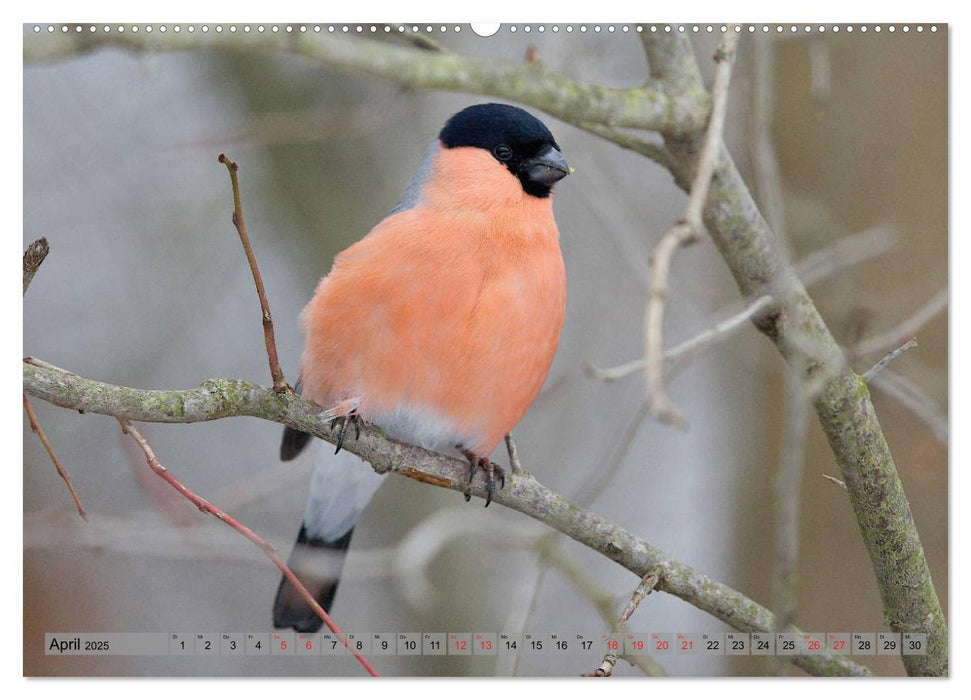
[
  {"left": 22, "top": 358, "right": 869, "bottom": 677},
  {"left": 642, "top": 33, "right": 947, "bottom": 676},
  {"left": 23, "top": 30, "right": 707, "bottom": 136}
]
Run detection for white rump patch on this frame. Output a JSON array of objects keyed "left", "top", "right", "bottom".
[{"left": 302, "top": 449, "right": 386, "bottom": 543}]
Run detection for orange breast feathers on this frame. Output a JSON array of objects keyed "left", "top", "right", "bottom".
[{"left": 298, "top": 145, "right": 566, "bottom": 456}]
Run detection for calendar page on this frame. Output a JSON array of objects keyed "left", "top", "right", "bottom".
[{"left": 22, "top": 16, "right": 949, "bottom": 680}]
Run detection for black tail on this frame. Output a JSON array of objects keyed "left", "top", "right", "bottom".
[
  {"left": 280, "top": 426, "right": 312, "bottom": 461},
  {"left": 280, "top": 378, "right": 312, "bottom": 462},
  {"left": 272, "top": 525, "right": 354, "bottom": 632}
]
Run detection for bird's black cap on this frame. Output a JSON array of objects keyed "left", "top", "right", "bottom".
[{"left": 439, "top": 103, "right": 569, "bottom": 198}]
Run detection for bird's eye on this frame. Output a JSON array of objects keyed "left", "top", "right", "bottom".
[{"left": 493, "top": 144, "right": 513, "bottom": 161}]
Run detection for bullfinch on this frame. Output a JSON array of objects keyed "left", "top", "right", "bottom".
[{"left": 272, "top": 103, "right": 570, "bottom": 632}]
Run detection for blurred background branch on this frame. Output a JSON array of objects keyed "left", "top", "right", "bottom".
[{"left": 23, "top": 30, "right": 706, "bottom": 135}]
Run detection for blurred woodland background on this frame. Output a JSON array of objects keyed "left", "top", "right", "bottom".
[{"left": 23, "top": 25, "right": 946, "bottom": 676}]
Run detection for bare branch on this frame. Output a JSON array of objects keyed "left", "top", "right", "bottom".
[
  {"left": 642, "top": 31, "right": 740, "bottom": 428},
  {"left": 115, "top": 417, "right": 379, "bottom": 676},
  {"left": 869, "top": 369, "right": 948, "bottom": 445},
  {"left": 590, "top": 222, "right": 899, "bottom": 385},
  {"left": 795, "top": 225, "right": 899, "bottom": 287},
  {"left": 618, "top": 570, "right": 661, "bottom": 625},
  {"left": 582, "top": 653, "right": 618, "bottom": 677},
  {"left": 218, "top": 154, "right": 288, "bottom": 392},
  {"left": 534, "top": 539, "right": 665, "bottom": 677},
  {"left": 571, "top": 400, "right": 650, "bottom": 507},
  {"left": 504, "top": 433, "right": 524, "bottom": 475},
  {"left": 23, "top": 237, "right": 50, "bottom": 295},
  {"left": 854, "top": 290, "right": 947, "bottom": 358},
  {"left": 863, "top": 339, "right": 918, "bottom": 382},
  {"left": 821, "top": 473, "right": 848, "bottom": 491},
  {"left": 24, "top": 31, "right": 704, "bottom": 135},
  {"left": 575, "top": 122, "right": 674, "bottom": 170},
  {"left": 645, "top": 31, "right": 947, "bottom": 675},
  {"left": 590, "top": 295, "right": 773, "bottom": 382},
  {"left": 23, "top": 394, "right": 87, "bottom": 521}
]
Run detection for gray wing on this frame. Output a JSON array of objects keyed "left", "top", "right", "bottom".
[{"left": 387, "top": 139, "right": 439, "bottom": 217}]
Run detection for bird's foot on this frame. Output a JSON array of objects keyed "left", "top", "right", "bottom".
[
  {"left": 331, "top": 410, "right": 365, "bottom": 454},
  {"left": 458, "top": 447, "right": 505, "bottom": 507}
]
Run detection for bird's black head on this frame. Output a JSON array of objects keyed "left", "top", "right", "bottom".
[{"left": 439, "top": 103, "right": 570, "bottom": 198}]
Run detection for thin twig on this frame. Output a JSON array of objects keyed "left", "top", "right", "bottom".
[
  {"left": 643, "top": 225, "right": 697, "bottom": 429},
  {"left": 23, "top": 237, "right": 50, "bottom": 295},
  {"left": 590, "top": 223, "right": 899, "bottom": 384},
  {"left": 22, "top": 239, "right": 82, "bottom": 519},
  {"left": 582, "top": 653, "right": 618, "bottom": 677},
  {"left": 796, "top": 225, "right": 900, "bottom": 287},
  {"left": 642, "top": 31, "right": 740, "bottom": 428},
  {"left": 504, "top": 433, "right": 524, "bottom": 474},
  {"left": 821, "top": 473, "right": 848, "bottom": 491},
  {"left": 869, "top": 369, "right": 948, "bottom": 445},
  {"left": 571, "top": 400, "right": 651, "bottom": 507},
  {"left": 863, "top": 339, "right": 918, "bottom": 382},
  {"left": 576, "top": 122, "right": 673, "bottom": 170},
  {"left": 23, "top": 394, "right": 87, "bottom": 521},
  {"left": 217, "top": 154, "right": 288, "bottom": 392},
  {"left": 590, "top": 295, "right": 773, "bottom": 382},
  {"left": 115, "top": 417, "right": 379, "bottom": 677},
  {"left": 535, "top": 539, "right": 666, "bottom": 677},
  {"left": 853, "top": 290, "right": 947, "bottom": 358},
  {"left": 618, "top": 570, "right": 661, "bottom": 625}
]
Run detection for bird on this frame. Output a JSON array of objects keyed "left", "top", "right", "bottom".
[{"left": 272, "top": 103, "right": 570, "bottom": 632}]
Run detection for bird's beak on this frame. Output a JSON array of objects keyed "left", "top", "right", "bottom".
[{"left": 525, "top": 145, "right": 570, "bottom": 187}]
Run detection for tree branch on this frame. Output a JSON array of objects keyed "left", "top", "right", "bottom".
[
  {"left": 643, "top": 32, "right": 947, "bottom": 676},
  {"left": 641, "top": 31, "right": 740, "bottom": 428},
  {"left": 863, "top": 339, "right": 918, "bottom": 382},
  {"left": 589, "top": 294, "right": 773, "bottom": 382},
  {"left": 23, "top": 394, "right": 87, "bottom": 521},
  {"left": 218, "top": 154, "right": 288, "bottom": 392},
  {"left": 22, "top": 358, "right": 870, "bottom": 677},
  {"left": 23, "top": 31, "right": 707, "bottom": 136},
  {"left": 23, "top": 237, "right": 50, "bottom": 295}
]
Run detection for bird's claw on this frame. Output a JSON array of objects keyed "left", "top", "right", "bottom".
[
  {"left": 458, "top": 448, "right": 506, "bottom": 507},
  {"left": 331, "top": 411, "right": 364, "bottom": 454}
]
